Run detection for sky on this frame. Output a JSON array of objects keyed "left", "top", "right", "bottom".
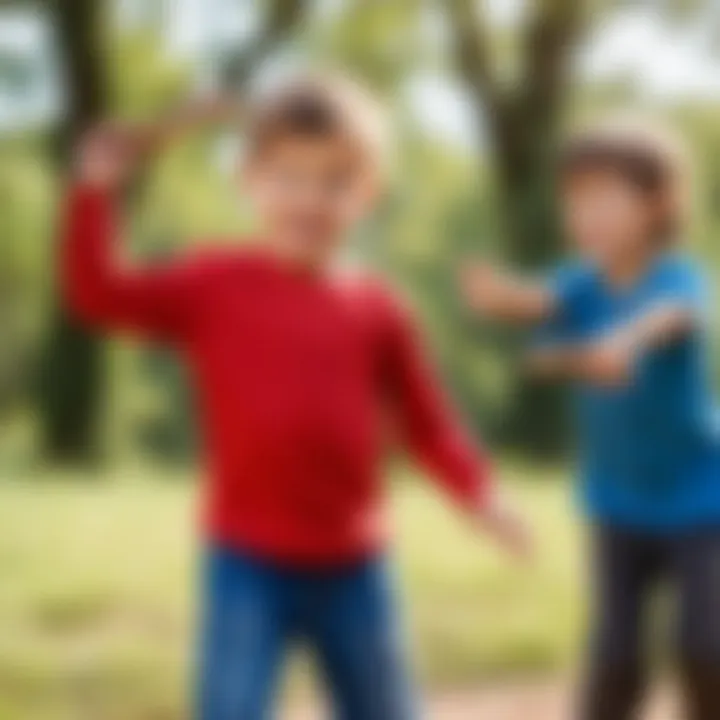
[
  {"left": 0, "top": 8, "right": 58, "bottom": 131},
  {"left": 1, "top": 0, "right": 720, "bottom": 143}
]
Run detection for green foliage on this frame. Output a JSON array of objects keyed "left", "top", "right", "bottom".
[
  {"left": 108, "top": 28, "right": 189, "bottom": 118},
  {"left": 306, "top": 0, "right": 424, "bottom": 92}
]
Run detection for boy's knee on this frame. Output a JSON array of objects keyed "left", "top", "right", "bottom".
[
  {"left": 198, "top": 641, "right": 273, "bottom": 720},
  {"left": 199, "top": 680, "right": 265, "bottom": 720},
  {"left": 592, "top": 621, "right": 643, "bottom": 669},
  {"left": 679, "top": 659, "right": 720, "bottom": 720},
  {"left": 678, "top": 629, "right": 720, "bottom": 720}
]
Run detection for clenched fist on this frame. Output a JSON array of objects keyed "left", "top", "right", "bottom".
[{"left": 74, "top": 122, "right": 155, "bottom": 191}]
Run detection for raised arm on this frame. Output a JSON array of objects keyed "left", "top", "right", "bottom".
[
  {"left": 62, "top": 123, "right": 224, "bottom": 341},
  {"left": 379, "top": 291, "right": 530, "bottom": 556}
]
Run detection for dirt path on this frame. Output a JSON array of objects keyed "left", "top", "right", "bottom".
[{"left": 287, "top": 679, "right": 677, "bottom": 719}]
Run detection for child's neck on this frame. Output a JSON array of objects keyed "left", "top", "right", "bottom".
[
  {"left": 264, "top": 242, "right": 335, "bottom": 279},
  {"left": 604, "top": 243, "right": 659, "bottom": 291}
]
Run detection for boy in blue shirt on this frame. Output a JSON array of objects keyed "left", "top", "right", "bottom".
[{"left": 462, "top": 119, "right": 720, "bottom": 720}]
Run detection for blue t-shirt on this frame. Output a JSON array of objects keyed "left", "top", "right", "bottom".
[{"left": 546, "top": 253, "right": 720, "bottom": 531}]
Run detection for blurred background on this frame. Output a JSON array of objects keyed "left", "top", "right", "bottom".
[{"left": 1, "top": 0, "right": 720, "bottom": 718}]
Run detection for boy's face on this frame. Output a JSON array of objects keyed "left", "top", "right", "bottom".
[
  {"left": 561, "top": 169, "right": 658, "bottom": 268},
  {"left": 244, "top": 135, "right": 376, "bottom": 268}
]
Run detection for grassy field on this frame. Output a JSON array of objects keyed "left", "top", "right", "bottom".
[{"left": 0, "top": 465, "right": 585, "bottom": 720}]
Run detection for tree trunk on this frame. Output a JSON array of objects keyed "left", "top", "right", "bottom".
[
  {"left": 39, "top": 0, "right": 107, "bottom": 463},
  {"left": 443, "top": 0, "right": 585, "bottom": 456},
  {"left": 493, "top": 113, "right": 569, "bottom": 456}
]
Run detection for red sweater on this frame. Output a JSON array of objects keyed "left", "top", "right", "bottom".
[{"left": 63, "top": 185, "right": 492, "bottom": 565}]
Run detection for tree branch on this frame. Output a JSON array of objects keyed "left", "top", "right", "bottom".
[
  {"left": 221, "top": 0, "right": 310, "bottom": 89},
  {"left": 444, "top": 0, "right": 499, "bottom": 104},
  {"left": 518, "top": 0, "right": 587, "bottom": 128}
]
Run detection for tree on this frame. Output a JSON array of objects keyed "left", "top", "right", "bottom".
[
  {"left": 220, "top": 0, "right": 308, "bottom": 88},
  {"left": 39, "top": 0, "right": 108, "bottom": 463},
  {"left": 445, "top": 0, "right": 588, "bottom": 455}
]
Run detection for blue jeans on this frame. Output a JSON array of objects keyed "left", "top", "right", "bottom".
[{"left": 197, "top": 545, "right": 417, "bottom": 720}]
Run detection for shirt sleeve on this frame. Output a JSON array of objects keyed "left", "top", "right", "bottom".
[
  {"left": 536, "top": 261, "right": 595, "bottom": 345},
  {"left": 652, "top": 257, "right": 711, "bottom": 321},
  {"left": 62, "top": 184, "right": 223, "bottom": 342},
  {"left": 378, "top": 290, "right": 493, "bottom": 512}
]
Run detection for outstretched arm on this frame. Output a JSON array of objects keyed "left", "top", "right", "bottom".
[
  {"left": 527, "top": 302, "right": 696, "bottom": 387},
  {"left": 380, "top": 292, "right": 531, "bottom": 557},
  {"left": 460, "top": 261, "right": 557, "bottom": 324}
]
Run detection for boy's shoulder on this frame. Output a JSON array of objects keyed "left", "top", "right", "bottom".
[
  {"left": 550, "top": 259, "right": 598, "bottom": 286},
  {"left": 644, "top": 253, "right": 709, "bottom": 304},
  {"left": 549, "top": 259, "right": 601, "bottom": 309},
  {"left": 551, "top": 253, "right": 705, "bottom": 294},
  {"left": 651, "top": 252, "right": 704, "bottom": 284},
  {"left": 332, "top": 265, "right": 393, "bottom": 300},
  {"left": 331, "top": 267, "right": 413, "bottom": 326},
  {"left": 173, "top": 242, "right": 278, "bottom": 281}
]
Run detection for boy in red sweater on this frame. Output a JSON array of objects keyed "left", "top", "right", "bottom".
[{"left": 64, "top": 76, "right": 528, "bottom": 719}]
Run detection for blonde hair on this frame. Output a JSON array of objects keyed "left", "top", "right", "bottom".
[{"left": 245, "top": 73, "right": 390, "bottom": 176}]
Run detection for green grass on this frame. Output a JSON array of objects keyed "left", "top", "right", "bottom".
[{"left": 0, "top": 465, "right": 585, "bottom": 719}]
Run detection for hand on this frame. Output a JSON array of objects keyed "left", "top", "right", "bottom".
[
  {"left": 74, "top": 121, "right": 153, "bottom": 191},
  {"left": 459, "top": 260, "right": 513, "bottom": 318},
  {"left": 476, "top": 491, "right": 533, "bottom": 561},
  {"left": 577, "top": 332, "right": 637, "bottom": 388}
]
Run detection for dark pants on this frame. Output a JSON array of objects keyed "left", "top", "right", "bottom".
[
  {"left": 196, "top": 545, "right": 417, "bottom": 720},
  {"left": 582, "top": 525, "right": 720, "bottom": 720}
]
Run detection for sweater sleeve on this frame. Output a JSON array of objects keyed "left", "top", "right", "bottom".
[
  {"left": 62, "top": 184, "right": 221, "bottom": 342},
  {"left": 379, "top": 291, "right": 493, "bottom": 512}
]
